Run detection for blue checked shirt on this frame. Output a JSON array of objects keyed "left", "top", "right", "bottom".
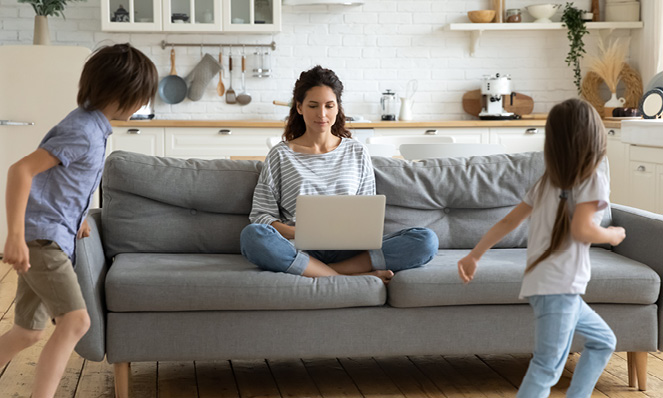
[{"left": 24, "top": 107, "right": 112, "bottom": 263}]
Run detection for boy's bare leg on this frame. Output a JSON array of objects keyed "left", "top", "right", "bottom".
[
  {"left": 0, "top": 325, "right": 44, "bottom": 368},
  {"left": 32, "top": 309, "right": 90, "bottom": 398}
]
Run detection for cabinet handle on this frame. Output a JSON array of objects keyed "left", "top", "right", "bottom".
[
  {"left": 127, "top": 129, "right": 141, "bottom": 135},
  {"left": 218, "top": 129, "right": 232, "bottom": 135},
  {"left": 525, "top": 128, "right": 538, "bottom": 135},
  {"left": 637, "top": 165, "right": 646, "bottom": 172},
  {"left": 424, "top": 129, "right": 438, "bottom": 135},
  {"left": 0, "top": 120, "right": 34, "bottom": 126},
  {"left": 608, "top": 129, "right": 616, "bottom": 136}
]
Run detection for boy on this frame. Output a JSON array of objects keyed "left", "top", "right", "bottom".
[{"left": 0, "top": 43, "right": 157, "bottom": 398}]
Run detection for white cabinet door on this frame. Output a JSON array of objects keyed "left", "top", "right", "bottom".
[
  {"left": 222, "top": 0, "right": 281, "bottom": 32},
  {"left": 489, "top": 126, "right": 545, "bottom": 154},
  {"left": 102, "top": 0, "right": 163, "bottom": 31},
  {"left": 605, "top": 128, "right": 629, "bottom": 205},
  {"left": 163, "top": 0, "right": 222, "bottom": 31},
  {"left": 372, "top": 128, "right": 489, "bottom": 144},
  {"left": 108, "top": 127, "right": 165, "bottom": 156},
  {"left": 628, "top": 160, "right": 657, "bottom": 213},
  {"left": 658, "top": 165, "right": 663, "bottom": 214},
  {"left": 165, "top": 127, "right": 282, "bottom": 159}
]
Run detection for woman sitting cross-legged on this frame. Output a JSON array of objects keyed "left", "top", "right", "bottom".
[{"left": 240, "top": 65, "right": 438, "bottom": 284}]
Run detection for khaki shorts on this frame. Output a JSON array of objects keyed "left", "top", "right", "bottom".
[{"left": 14, "top": 240, "right": 87, "bottom": 330}]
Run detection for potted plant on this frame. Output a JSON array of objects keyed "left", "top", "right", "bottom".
[
  {"left": 18, "top": 0, "right": 86, "bottom": 45},
  {"left": 561, "top": 2, "right": 589, "bottom": 94}
]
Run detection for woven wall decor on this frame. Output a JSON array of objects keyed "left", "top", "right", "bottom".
[{"left": 581, "top": 63, "right": 643, "bottom": 116}]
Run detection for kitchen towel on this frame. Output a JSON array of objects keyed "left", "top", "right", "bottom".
[{"left": 185, "top": 54, "right": 222, "bottom": 101}]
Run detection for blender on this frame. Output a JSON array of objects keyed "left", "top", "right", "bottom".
[{"left": 380, "top": 90, "right": 397, "bottom": 121}]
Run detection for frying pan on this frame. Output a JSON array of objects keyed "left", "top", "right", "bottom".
[{"left": 158, "top": 49, "right": 187, "bottom": 104}]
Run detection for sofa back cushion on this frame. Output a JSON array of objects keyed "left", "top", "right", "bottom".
[
  {"left": 373, "top": 152, "right": 545, "bottom": 249},
  {"left": 102, "top": 151, "right": 262, "bottom": 257}
]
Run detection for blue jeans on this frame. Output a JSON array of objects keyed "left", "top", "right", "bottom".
[
  {"left": 240, "top": 224, "right": 438, "bottom": 275},
  {"left": 517, "top": 294, "right": 616, "bottom": 398}
]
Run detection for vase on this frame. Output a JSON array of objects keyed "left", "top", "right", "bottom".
[
  {"left": 33, "top": 15, "right": 50, "bottom": 45},
  {"left": 604, "top": 92, "right": 626, "bottom": 118}
]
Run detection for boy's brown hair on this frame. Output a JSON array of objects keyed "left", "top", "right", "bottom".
[{"left": 78, "top": 43, "right": 158, "bottom": 113}]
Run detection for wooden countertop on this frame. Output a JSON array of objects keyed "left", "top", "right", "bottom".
[{"left": 112, "top": 119, "right": 622, "bottom": 129}]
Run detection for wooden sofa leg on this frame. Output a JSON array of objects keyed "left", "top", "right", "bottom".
[
  {"left": 114, "top": 362, "right": 131, "bottom": 398},
  {"left": 627, "top": 352, "right": 648, "bottom": 391},
  {"left": 627, "top": 352, "right": 636, "bottom": 387}
]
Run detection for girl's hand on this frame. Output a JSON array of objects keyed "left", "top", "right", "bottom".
[
  {"left": 3, "top": 236, "right": 30, "bottom": 274},
  {"left": 607, "top": 226, "right": 626, "bottom": 246},
  {"left": 77, "top": 219, "right": 91, "bottom": 239},
  {"left": 457, "top": 255, "right": 478, "bottom": 284}
]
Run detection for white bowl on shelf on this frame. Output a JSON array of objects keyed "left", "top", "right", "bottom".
[{"left": 526, "top": 3, "right": 561, "bottom": 23}]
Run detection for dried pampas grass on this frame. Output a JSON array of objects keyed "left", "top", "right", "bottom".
[
  {"left": 585, "top": 38, "right": 629, "bottom": 93},
  {"left": 582, "top": 63, "right": 643, "bottom": 116}
]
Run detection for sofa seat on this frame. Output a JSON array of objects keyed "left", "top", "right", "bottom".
[
  {"left": 105, "top": 253, "right": 386, "bottom": 312},
  {"left": 388, "top": 248, "right": 661, "bottom": 308}
]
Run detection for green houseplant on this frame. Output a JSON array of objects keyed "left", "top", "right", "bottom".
[
  {"left": 561, "top": 2, "right": 589, "bottom": 94},
  {"left": 18, "top": 0, "right": 86, "bottom": 44}
]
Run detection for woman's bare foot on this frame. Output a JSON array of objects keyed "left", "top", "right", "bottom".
[{"left": 358, "top": 270, "right": 394, "bottom": 284}]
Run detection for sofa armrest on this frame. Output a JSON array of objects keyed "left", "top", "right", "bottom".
[
  {"left": 74, "top": 209, "right": 109, "bottom": 361},
  {"left": 610, "top": 204, "right": 663, "bottom": 350}
]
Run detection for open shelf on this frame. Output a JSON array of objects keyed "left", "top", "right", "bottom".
[{"left": 446, "top": 21, "right": 644, "bottom": 56}]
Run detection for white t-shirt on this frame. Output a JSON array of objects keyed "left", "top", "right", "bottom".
[{"left": 519, "top": 160, "right": 610, "bottom": 299}]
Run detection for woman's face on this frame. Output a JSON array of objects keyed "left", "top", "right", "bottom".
[{"left": 297, "top": 85, "right": 339, "bottom": 135}]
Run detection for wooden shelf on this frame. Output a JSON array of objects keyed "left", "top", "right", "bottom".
[{"left": 446, "top": 21, "right": 644, "bottom": 56}]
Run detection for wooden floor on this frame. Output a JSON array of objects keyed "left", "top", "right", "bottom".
[{"left": 2, "top": 263, "right": 663, "bottom": 397}]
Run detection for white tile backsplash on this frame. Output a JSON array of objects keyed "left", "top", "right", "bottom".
[{"left": 0, "top": 0, "right": 636, "bottom": 121}]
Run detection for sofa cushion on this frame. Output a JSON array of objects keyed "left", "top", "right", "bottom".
[
  {"left": 388, "top": 247, "right": 660, "bottom": 308},
  {"left": 105, "top": 253, "right": 386, "bottom": 312},
  {"left": 102, "top": 151, "right": 262, "bottom": 257},
  {"left": 372, "top": 153, "right": 612, "bottom": 249}
]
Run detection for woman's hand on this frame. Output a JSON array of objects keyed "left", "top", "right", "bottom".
[
  {"left": 457, "top": 254, "right": 478, "bottom": 284},
  {"left": 271, "top": 221, "right": 295, "bottom": 240},
  {"left": 3, "top": 235, "right": 30, "bottom": 274},
  {"left": 77, "top": 219, "right": 91, "bottom": 239}
]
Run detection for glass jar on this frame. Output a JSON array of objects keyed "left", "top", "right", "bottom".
[{"left": 506, "top": 8, "right": 521, "bottom": 23}]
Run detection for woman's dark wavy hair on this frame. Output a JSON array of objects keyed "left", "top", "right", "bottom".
[
  {"left": 78, "top": 43, "right": 158, "bottom": 113},
  {"left": 525, "top": 98, "right": 606, "bottom": 273},
  {"left": 283, "top": 65, "right": 351, "bottom": 141}
]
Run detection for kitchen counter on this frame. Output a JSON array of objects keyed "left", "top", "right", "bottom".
[{"left": 112, "top": 119, "right": 622, "bottom": 129}]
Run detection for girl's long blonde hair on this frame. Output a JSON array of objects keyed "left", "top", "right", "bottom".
[{"left": 525, "top": 98, "right": 606, "bottom": 273}]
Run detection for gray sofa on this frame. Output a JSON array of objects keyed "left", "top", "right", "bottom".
[{"left": 74, "top": 150, "right": 663, "bottom": 397}]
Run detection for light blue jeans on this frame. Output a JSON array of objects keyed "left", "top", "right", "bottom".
[
  {"left": 240, "top": 223, "right": 438, "bottom": 275},
  {"left": 518, "top": 294, "right": 616, "bottom": 398}
]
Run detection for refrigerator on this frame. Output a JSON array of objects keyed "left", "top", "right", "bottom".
[{"left": 0, "top": 45, "right": 91, "bottom": 256}]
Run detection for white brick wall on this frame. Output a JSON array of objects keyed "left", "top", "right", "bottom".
[{"left": 0, "top": 0, "right": 636, "bottom": 121}]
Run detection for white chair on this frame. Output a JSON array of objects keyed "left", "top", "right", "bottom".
[
  {"left": 399, "top": 143, "right": 508, "bottom": 161},
  {"left": 364, "top": 143, "right": 398, "bottom": 157},
  {"left": 365, "top": 135, "right": 455, "bottom": 146},
  {"left": 266, "top": 136, "right": 283, "bottom": 149}
]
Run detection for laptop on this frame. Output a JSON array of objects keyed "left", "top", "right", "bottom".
[{"left": 294, "top": 195, "right": 386, "bottom": 250}]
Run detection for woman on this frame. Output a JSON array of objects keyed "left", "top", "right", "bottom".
[{"left": 240, "top": 66, "right": 437, "bottom": 284}]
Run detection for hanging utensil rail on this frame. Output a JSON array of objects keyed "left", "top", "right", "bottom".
[{"left": 160, "top": 40, "right": 276, "bottom": 51}]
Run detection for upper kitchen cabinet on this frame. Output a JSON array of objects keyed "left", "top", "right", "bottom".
[
  {"left": 163, "top": 0, "right": 222, "bottom": 31},
  {"left": 102, "top": 0, "right": 163, "bottom": 31},
  {"left": 101, "top": 0, "right": 281, "bottom": 32},
  {"left": 222, "top": 0, "right": 281, "bottom": 32}
]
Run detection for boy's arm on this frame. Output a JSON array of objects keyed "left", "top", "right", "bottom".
[
  {"left": 571, "top": 201, "right": 626, "bottom": 246},
  {"left": 3, "top": 149, "right": 60, "bottom": 273},
  {"left": 458, "top": 201, "right": 533, "bottom": 283}
]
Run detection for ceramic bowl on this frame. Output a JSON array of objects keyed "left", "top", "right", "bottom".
[
  {"left": 526, "top": 4, "right": 561, "bottom": 23},
  {"left": 467, "top": 10, "right": 496, "bottom": 23}
]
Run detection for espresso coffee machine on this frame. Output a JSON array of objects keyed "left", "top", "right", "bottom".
[{"left": 479, "top": 73, "right": 517, "bottom": 120}]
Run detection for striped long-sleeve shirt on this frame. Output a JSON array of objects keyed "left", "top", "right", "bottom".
[{"left": 249, "top": 137, "right": 376, "bottom": 226}]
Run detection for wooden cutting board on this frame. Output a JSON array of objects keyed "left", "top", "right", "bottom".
[{"left": 462, "top": 90, "right": 534, "bottom": 117}]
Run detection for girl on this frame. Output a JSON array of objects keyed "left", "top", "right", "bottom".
[
  {"left": 457, "top": 98, "right": 626, "bottom": 397},
  {"left": 240, "top": 66, "right": 438, "bottom": 284}
]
